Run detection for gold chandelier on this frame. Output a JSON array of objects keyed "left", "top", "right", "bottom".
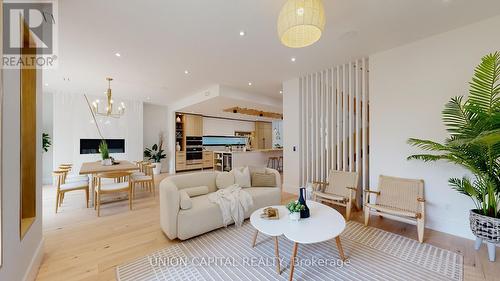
[
  {"left": 92, "top": 77, "right": 125, "bottom": 118},
  {"left": 277, "top": 0, "right": 326, "bottom": 48}
]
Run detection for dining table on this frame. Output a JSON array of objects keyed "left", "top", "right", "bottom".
[{"left": 79, "top": 160, "right": 139, "bottom": 206}]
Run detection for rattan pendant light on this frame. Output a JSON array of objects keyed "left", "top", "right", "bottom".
[{"left": 277, "top": 0, "right": 326, "bottom": 48}]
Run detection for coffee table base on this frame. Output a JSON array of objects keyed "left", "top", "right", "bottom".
[
  {"left": 288, "top": 237, "right": 346, "bottom": 281},
  {"left": 252, "top": 230, "right": 347, "bottom": 281}
]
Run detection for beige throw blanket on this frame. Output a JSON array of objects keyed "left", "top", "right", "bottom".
[{"left": 208, "top": 184, "right": 253, "bottom": 227}]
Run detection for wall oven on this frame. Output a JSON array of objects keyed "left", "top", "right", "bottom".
[{"left": 186, "top": 137, "right": 203, "bottom": 164}]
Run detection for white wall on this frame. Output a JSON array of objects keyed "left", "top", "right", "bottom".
[
  {"left": 0, "top": 69, "right": 44, "bottom": 280},
  {"left": 369, "top": 15, "right": 500, "bottom": 240},
  {"left": 52, "top": 93, "right": 143, "bottom": 173},
  {"left": 203, "top": 116, "right": 255, "bottom": 136},
  {"left": 143, "top": 103, "right": 169, "bottom": 172},
  {"left": 282, "top": 78, "right": 300, "bottom": 194},
  {"left": 42, "top": 92, "right": 53, "bottom": 184}
]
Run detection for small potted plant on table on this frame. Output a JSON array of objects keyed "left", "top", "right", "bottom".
[
  {"left": 287, "top": 201, "right": 306, "bottom": 221},
  {"left": 99, "top": 140, "right": 113, "bottom": 166}
]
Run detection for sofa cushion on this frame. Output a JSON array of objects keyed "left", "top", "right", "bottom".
[
  {"left": 251, "top": 172, "right": 276, "bottom": 187},
  {"left": 184, "top": 186, "right": 209, "bottom": 197},
  {"left": 233, "top": 166, "right": 251, "bottom": 188},
  {"left": 179, "top": 190, "right": 192, "bottom": 210},
  {"left": 216, "top": 172, "right": 235, "bottom": 189}
]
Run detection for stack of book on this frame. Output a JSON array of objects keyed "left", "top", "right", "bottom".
[{"left": 260, "top": 207, "right": 279, "bottom": 220}]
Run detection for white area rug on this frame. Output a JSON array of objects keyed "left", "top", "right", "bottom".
[{"left": 117, "top": 221, "right": 463, "bottom": 281}]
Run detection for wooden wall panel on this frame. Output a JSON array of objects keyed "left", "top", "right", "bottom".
[{"left": 20, "top": 20, "right": 37, "bottom": 239}]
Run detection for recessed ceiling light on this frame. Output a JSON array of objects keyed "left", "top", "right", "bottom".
[
  {"left": 279, "top": 90, "right": 283, "bottom": 94},
  {"left": 248, "top": 82, "right": 252, "bottom": 86},
  {"left": 239, "top": 30, "right": 246, "bottom": 36},
  {"left": 184, "top": 70, "right": 189, "bottom": 74},
  {"left": 44, "top": 83, "right": 49, "bottom": 86},
  {"left": 291, "top": 57, "right": 296, "bottom": 62},
  {"left": 115, "top": 52, "right": 121, "bottom": 57}
]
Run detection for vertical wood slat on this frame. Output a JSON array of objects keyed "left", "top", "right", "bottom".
[
  {"left": 342, "top": 64, "right": 348, "bottom": 171},
  {"left": 336, "top": 66, "right": 341, "bottom": 171},
  {"left": 331, "top": 67, "right": 336, "bottom": 172},
  {"left": 362, "top": 59, "right": 369, "bottom": 189},
  {"left": 348, "top": 62, "right": 354, "bottom": 172}
]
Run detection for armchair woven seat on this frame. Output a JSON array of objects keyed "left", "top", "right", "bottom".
[
  {"left": 364, "top": 175, "right": 425, "bottom": 243},
  {"left": 312, "top": 170, "right": 359, "bottom": 220}
]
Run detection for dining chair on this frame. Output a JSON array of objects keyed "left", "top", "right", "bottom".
[
  {"left": 131, "top": 163, "right": 155, "bottom": 197},
  {"left": 312, "top": 170, "right": 359, "bottom": 220},
  {"left": 53, "top": 170, "right": 89, "bottom": 213},
  {"left": 58, "top": 165, "right": 89, "bottom": 183},
  {"left": 94, "top": 171, "right": 133, "bottom": 217},
  {"left": 364, "top": 175, "right": 425, "bottom": 243},
  {"left": 131, "top": 161, "right": 147, "bottom": 177}
]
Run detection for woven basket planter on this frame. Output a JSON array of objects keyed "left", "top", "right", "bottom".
[{"left": 469, "top": 209, "right": 500, "bottom": 243}]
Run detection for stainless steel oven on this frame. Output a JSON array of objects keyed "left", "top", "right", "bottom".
[{"left": 186, "top": 137, "right": 203, "bottom": 164}]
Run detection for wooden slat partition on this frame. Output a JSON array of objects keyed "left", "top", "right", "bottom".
[{"left": 298, "top": 58, "right": 370, "bottom": 199}]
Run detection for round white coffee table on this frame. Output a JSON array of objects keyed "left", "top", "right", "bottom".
[{"left": 250, "top": 200, "right": 346, "bottom": 281}]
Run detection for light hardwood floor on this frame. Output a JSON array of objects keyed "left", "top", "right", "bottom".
[{"left": 36, "top": 174, "right": 499, "bottom": 281}]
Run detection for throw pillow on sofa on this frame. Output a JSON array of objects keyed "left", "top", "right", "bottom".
[
  {"left": 216, "top": 172, "right": 235, "bottom": 189},
  {"left": 179, "top": 190, "right": 192, "bottom": 210},
  {"left": 233, "top": 166, "right": 251, "bottom": 188},
  {"left": 251, "top": 172, "right": 276, "bottom": 187},
  {"left": 184, "top": 186, "right": 209, "bottom": 197}
]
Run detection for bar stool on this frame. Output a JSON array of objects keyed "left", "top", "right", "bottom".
[
  {"left": 267, "top": 157, "right": 279, "bottom": 170},
  {"left": 277, "top": 156, "right": 283, "bottom": 172}
]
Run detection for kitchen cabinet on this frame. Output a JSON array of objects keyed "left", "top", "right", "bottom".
[
  {"left": 184, "top": 114, "right": 203, "bottom": 137},
  {"left": 255, "top": 121, "right": 272, "bottom": 149}
]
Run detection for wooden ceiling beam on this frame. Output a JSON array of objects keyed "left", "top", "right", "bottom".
[{"left": 223, "top": 107, "right": 283, "bottom": 120}]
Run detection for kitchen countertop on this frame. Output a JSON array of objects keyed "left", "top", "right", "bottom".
[{"left": 211, "top": 148, "right": 283, "bottom": 154}]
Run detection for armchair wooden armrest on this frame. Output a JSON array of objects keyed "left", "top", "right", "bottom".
[
  {"left": 312, "top": 181, "right": 329, "bottom": 192},
  {"left": 417, "top": 198, "right": 425, "bottom": 203},
  {"left": 363, "top": 189, "right": 380, "bottom": 195}
]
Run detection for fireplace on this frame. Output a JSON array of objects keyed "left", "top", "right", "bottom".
[{"left": 80, "top": 139, "right": 125, "bottom": 154}]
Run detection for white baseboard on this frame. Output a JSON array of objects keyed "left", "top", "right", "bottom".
[{"left": 23, "top": 238, "right": 44, "bottom": 281}]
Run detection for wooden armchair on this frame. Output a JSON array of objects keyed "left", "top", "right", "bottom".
[
  {"left": 312, "top": 170, "right": 359, "bottom": 220},
  {"left": 364, "top": 175, "right": 425, "bottom": 243}
]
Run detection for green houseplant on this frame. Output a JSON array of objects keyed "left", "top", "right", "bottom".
[
  {"left": 286, "top": 200, "right": 306, "bottom": 221},
  {"left": 144, "top": 133, "right": 166, "bottom": 174},
  {"left": 42, "top": 132, "right": 51, "bottom": 152},
  {"left": 99, "top": 140, "right": 113, "bottom": 165},
  {"left": 407, "top": 52, "right": 500, "bottom": 260}
]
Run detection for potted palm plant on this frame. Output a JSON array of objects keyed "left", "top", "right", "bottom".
[
  {"left": 144, "top": 133, "right": 167, "bottom": 175},
  {"left": 407, "top": 52, "right": 500, "bottom": 261}
]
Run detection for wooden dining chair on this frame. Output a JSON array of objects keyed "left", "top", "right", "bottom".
[
  {"left": 58, "top": 165, "right": 89, "bottom": 183},
  {"left": 131, "top": 163, "right": 155, "bottom": 197},
  {"left": 94, "top": 171, "right": 133, "bottom": 217},
  {"left": 53, "top": 170, "right": 89, "bottom": 213}
]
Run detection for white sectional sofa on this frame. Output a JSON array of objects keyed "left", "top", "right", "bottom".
[{"left": 159, "top": 167, "right": 281, "bottom": 240}]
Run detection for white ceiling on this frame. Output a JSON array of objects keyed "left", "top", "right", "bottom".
[{"left": 44, "top": 0, "right": 500, "bottom": 105}]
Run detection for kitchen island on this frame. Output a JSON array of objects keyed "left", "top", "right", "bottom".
[{"left": 213, "top": 149, "right": 283, "bottom": 171}]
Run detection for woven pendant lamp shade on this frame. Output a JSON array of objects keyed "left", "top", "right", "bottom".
[{"left": 277, "top": 0, "right": 326, "bottom": 48}]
